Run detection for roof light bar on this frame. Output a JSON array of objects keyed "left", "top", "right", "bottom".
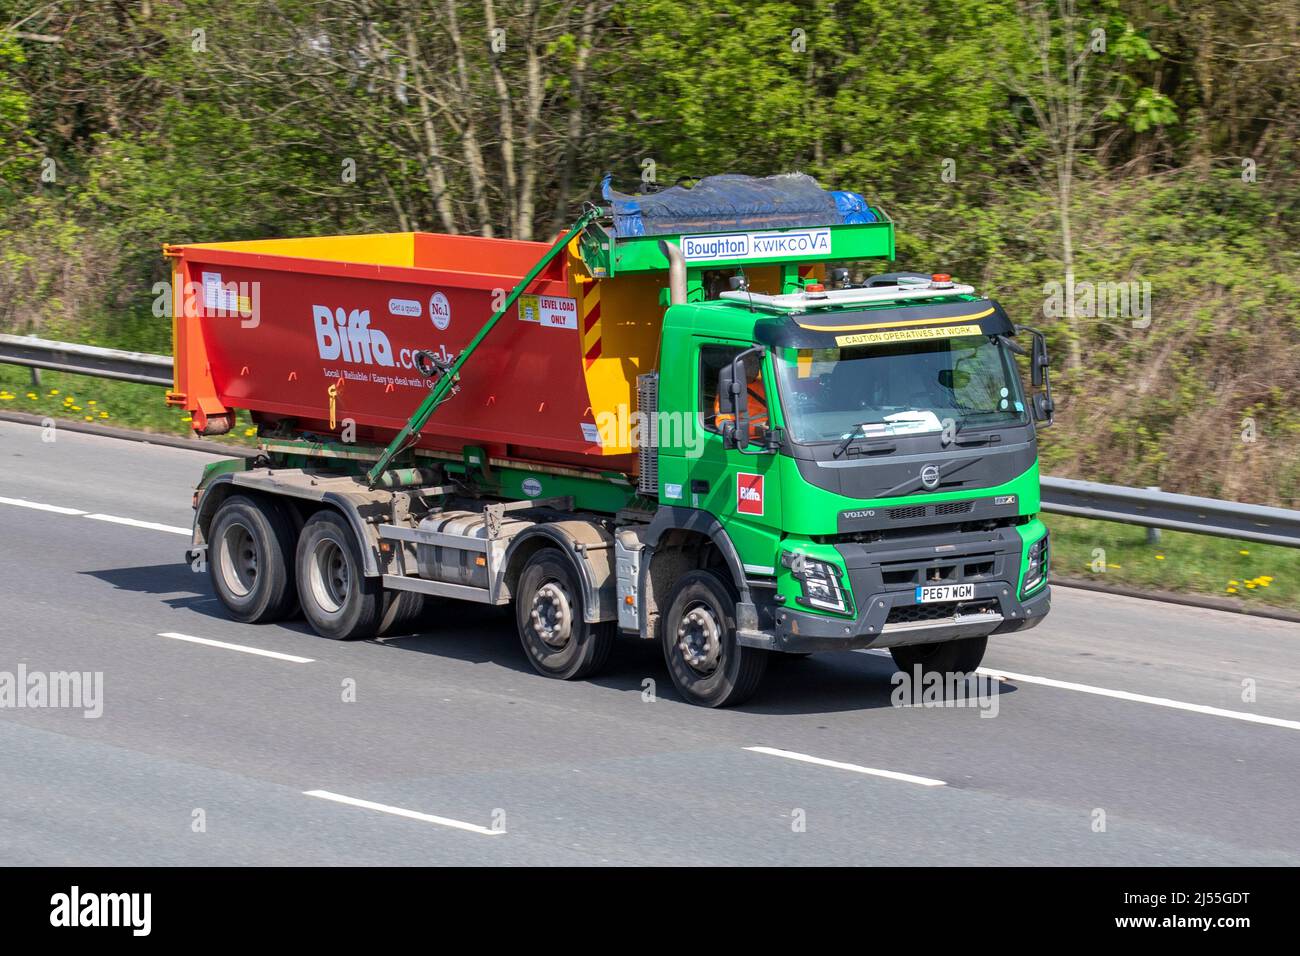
[{"left": 718, "top": 280, "right": 977, "bottom": 314}]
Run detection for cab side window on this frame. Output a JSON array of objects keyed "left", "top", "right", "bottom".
[
  {"left": 699, "top": 344, "right": 767, "bottom": 434},
  {"left": 700, "top": 345, "right": 741, "bottom": 432}
]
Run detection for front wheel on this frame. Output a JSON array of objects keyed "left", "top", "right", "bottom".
[
  {"left": 890, "top": 635, "right": 988, "bottom": 679},
  {"left": 515, "top": 551, "right": 615, "bottom": 680},
  {"left": 662, "top": 570, "right": 767, "bottom": 708}
]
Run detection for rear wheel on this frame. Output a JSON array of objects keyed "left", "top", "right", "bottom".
[
  {"left": 515, "top": 551, "right": 614, "bottom": 680},
  {"left": 379, "top": 589, "right": 427, "bottom": 636},
  {"left": 296, "top": 510, "right": 384, "bottom": 640},
  {"left": 890, "top": 635, "right": 988, "bottom": 679},
  {"left": 208, "top": 495, "right": 298, "bottom": 623},
  {"left": 662, "top": 570, "right": 767, "bottom": 708}
]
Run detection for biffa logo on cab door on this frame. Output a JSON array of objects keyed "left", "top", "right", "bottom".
[{"left": 737, "top": 473, "right": 764, "bottom": 516}]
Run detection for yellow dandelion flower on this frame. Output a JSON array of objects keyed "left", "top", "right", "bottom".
[
  {"left": 99, "top": 411, "right": 108, "bottom": 418},
  {"left": 1229, "top": 580, "right": 1239, "bottom": 586},
  {"left": 1155, "top": 554, "right": 1165, "bottom": 560},
  {"left": 70, "top": 405, "right": 81, "bottom": 411},
  {"left": 181, "top": 416, "right": 192, "bottom": 422},
  {"left": 1245, "top": 582, "right": 1256, "bottom": 589},
  {"left": 1226, "top": 587, "right": 1237, "bottom": 594},
  {"left": 1239, "top": 550, "right": 1250, "bottom": 556},
  {"left": 49, "top": 389, "right": 58, "bottom": 395},
  {"left": 84, "top": 416, "right": 93, "bottom": 422},
  {"left": 26, "top": 392, "right": 37, "bottom": 399},
  {"left": 87, "top": 400, "right": 96, "bottom": 406}
]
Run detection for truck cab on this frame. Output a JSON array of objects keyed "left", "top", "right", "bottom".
[{"left": 651, "top": 276, "right": 1052, "bottom": 665}]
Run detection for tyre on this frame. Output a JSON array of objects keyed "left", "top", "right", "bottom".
[
  {"left": 379, "top": 589, "right": 426, "bottom": 636},
  {"left": 208, "top": 494, "right": 298, "bottom": 623},
  {"left": 515, "top": 551, "right": 614, "bottom": 680},
  {"left": 890, "top": 635, "right": 988, "bottom": 679},
  {"left": 295, "top": 510, "right": 384, "bottom": 640},
  {"left": 662, "top": 570, "right": 767, "bottom": 708}
]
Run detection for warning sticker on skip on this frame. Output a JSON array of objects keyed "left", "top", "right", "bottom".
[{"left": 519, "top": 294, "right": 577, "bottom": 329}]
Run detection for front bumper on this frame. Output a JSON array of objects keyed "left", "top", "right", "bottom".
[{"left": 741, "top": 582, "right": 1050, "bottom": 653}]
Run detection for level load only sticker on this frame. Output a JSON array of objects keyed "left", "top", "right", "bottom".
[
  {"left": 519, "top": 294, "right": 578, "bottom": 329},
  {"left": 680, "top": 228, "right": 831, "bottom": 264}
]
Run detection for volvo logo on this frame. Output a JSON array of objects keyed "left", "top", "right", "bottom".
[{"left": 919, "top": 463, "right": 941, "bottom": 490}]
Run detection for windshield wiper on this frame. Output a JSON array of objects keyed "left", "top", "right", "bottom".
[
  {"left": 833, "top": 422, "right": 894, "bottom": 458},
  {"left": 944, "top": 418, "right": 994, "bottom": 446}
]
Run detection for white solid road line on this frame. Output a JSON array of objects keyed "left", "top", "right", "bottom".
[
  {"left": 0, "top": 493, "right": 190, "bottom": 535},
  {"left": 976, "top": 666, "right": 1300, "bottom": 732},
  {"left": 303, "top": 790, "right": 506, "bottom": 836},
  {"left": 84, "top": 513, "right": 191, "bottom": 535},
  {"left": 0, "top": 495, "right": 86, "bottom": 515},
  {"left": 745, "top": 746, "right": 947, "bottom": 787},
  {"left": 857, "top": 647, "right": 1300, "bottom": 731},
  {"left": 157, "top": 631, "right": 315, "bottom": 664}
]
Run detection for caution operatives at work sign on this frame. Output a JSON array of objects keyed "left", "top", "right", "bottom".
[{"left": 834, "top": 323, "right": 981, "bottom": 347}]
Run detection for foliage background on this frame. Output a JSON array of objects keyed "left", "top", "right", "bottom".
[{"left": 1, "top": 0, "right": 1297, "bottom": 504}]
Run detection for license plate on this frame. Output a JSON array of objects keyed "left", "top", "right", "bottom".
[{"left": 915, "top": 584, "right": 975, "bottom": 603}]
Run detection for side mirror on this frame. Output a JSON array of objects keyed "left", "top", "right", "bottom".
[
  {"left": 717, "top": 357, "right": 751, "bottom": 449},
  {"left": 1031, "top": 334, "right": 1049, "bottom": 388},
  {"left": 1032, "top": 392, "right": 1055, "bottom": 425}
]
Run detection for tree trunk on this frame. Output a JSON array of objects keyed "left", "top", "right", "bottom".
[
  {"left": 483, "top": 0, "right": 519, "bottom": 233},
  {"left": 445, "top": 0, "right": 495, "bottom": 236},
  {"left": 405, "top": 22, "right": 459, "bottom": 234}
]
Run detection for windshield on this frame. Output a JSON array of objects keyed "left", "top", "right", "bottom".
[{"left": 773, "top": 334, "right": 1028, "bottom": 444}]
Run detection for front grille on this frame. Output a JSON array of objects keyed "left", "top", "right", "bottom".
[
  {"left": 876, "top": 553, "right": 998, "bottom": 588},
  {"left": 889, "top": 505, "right": 927, "bottom": 520},
  {"left": 818, "top": 515, "right": 1024, "bottom": 546},
  {"left": 886, "top": 598, "right": 999, "bottom": 626},
  {"left": 886, "top": 500, "right": 973, "bottom": 522}
]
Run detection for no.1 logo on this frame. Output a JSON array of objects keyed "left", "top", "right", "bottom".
[{"left": 430, "top": 291, "right": 451, "bottom": 330}]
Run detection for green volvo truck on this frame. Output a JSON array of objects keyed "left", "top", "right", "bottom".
[{"left": 177, "top": 174, "right": 1053, "bottom": 707}]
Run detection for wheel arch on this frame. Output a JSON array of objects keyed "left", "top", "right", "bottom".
[
  {"left": 502, "top": 522, "right": 616, "bottom": 624},
  {"left": 639, "top": 507, "right": 755, "bottom": 644},
  {"left": 195, "top": 474, "right": 379, "bottom": 576}
]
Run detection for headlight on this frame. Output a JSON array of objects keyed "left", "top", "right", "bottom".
[
  {"left": 1022, "top": 533, "right": 1049, "bottom": 595},
  {"left": 789, "top": 553, "right": 850, "bottom": 614}
]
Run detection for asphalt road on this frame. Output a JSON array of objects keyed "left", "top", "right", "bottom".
[{"left": 1, "top": 418, "right": 1297, "bottom": 865}]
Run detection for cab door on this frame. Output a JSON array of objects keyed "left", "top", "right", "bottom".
[{"left": 685, "top": 340, "right": 783, "bottom": 575}]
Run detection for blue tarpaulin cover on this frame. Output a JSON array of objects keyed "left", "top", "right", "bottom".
[{"left": 601, "top": 173, "right": 876, "bottom": 237}]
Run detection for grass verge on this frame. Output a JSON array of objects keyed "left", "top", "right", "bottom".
[
  {"left": 0, "top": 365, "right": 256, "bottom": 448},
  {"left": 1045, "top": 513, "right": 1297, "bottom": 613}
]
